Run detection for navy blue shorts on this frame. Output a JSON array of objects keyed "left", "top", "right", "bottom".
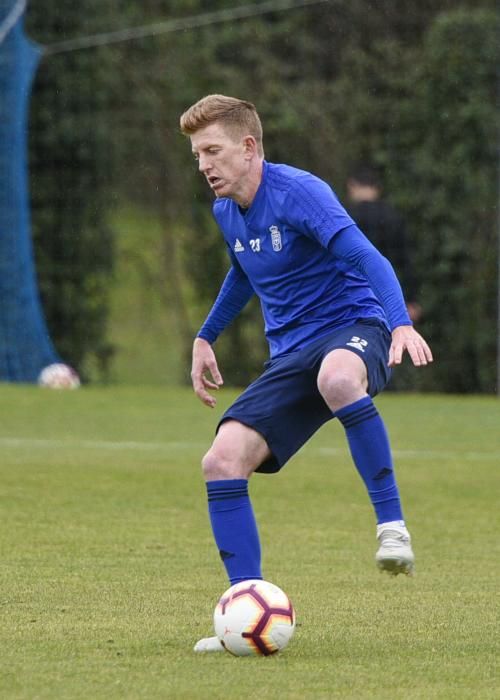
[{"left": 217, "top": 320, "right": 392, "bottom": 474}]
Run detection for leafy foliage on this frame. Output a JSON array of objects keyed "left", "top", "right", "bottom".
[
  {"left": 400, "top": 9, "right": 498, "bottom": 392},
  {"left": 25, "top": 1, "right": 498, "bottom": 390}
]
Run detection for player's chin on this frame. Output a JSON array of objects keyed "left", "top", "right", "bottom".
[{"left": 212, "top": 182, "right": 231, "bottom": 197}]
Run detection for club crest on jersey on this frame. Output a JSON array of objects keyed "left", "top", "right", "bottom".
[{"left": 269, "top": 225, "right": 283, "bottom": 252}]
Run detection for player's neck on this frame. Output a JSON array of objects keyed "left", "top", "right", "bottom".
[{"left": 233, "top": 159, "right": 264, "bottom": 209}]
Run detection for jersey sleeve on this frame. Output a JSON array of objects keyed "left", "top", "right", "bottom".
[
  {"left": 328, "top": 225, "right": 412, "bottom": 329},
  {"left": 197, "top": 259, "right": 255, "bottom": 344},
  {"left": 285, "top": 175, "right": 356, "bottom": 248}
]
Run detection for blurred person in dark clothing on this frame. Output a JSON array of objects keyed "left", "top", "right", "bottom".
[{"left": 346, "top": 164, "right": 422, "bottom": 324}]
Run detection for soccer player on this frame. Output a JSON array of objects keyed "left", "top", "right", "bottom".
[{"left": 179, "top": 95, "right": 433, "bottom": 653}]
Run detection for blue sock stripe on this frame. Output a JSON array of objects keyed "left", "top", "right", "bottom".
[
  {"left": 208, "top": 491, "right": 249, "bottom": 502},
  {"left": 207, "top": 486, "right": 248, "bottom": 494},
  {"left": 206, "top": 479, "right": 247, "bottom": 490},
  {"left": 337, "top": 404, "right": 379, "bottom": 429},
  {"left": 340, "top": 410, "right": 378, "bottom": 430},
  {"left": 206, "top": 480, "right": 248, "bottom": 494},
  {"left": 207, "top": 485, "right": 249, "bottom": 494},
  {"left": 207, "top": 480, "right": 249, "bottom": 502}
]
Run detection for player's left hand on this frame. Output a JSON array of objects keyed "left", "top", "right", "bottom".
[{"left": 389, "top": 325, "right": 433, "bottom": 367}]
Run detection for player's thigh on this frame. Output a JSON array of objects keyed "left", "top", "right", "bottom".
[
  {"left": 202, "top": 419, "right": 272, "bottom": 480},
  {"left": 317, "top": 348, "right": 368, "bottom": 411}
]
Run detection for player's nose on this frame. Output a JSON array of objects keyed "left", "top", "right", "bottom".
[{"left": 198, "top": 154, "right": 211, "bottom": 174}]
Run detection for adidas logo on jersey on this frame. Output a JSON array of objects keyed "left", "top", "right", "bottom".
[{"left": 234, "top": 238, "right": 244, "bottom": 252}]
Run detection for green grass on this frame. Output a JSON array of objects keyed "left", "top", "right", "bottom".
[{"left": 0, "top": 386, "right": 498, "bottom": 699}]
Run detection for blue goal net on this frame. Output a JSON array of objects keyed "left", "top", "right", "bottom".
[{"left": 0, "top": 0, "right": 60, "bottom": 382}]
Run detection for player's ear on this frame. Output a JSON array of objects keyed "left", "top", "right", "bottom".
[{"left": 242, "top": 135, "right": 258, "bottom": 158}]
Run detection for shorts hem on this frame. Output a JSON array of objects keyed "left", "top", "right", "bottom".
[{"left": 217, "top": 414, "right": 285, "bottom": 474}]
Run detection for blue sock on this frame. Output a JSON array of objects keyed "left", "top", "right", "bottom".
[
  {"left": 335, "top": 396, "right": 403, "bottom": 524},
  {"left": 206, "top": 479, "right": 262, "bottom": 585}
]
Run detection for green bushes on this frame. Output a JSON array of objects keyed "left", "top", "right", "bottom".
[{"left": 26, "top": 2, "right": 498, "bottom": 390}]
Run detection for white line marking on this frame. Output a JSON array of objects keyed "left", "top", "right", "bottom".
[
  {"left": 0, "top": 437, "right": 498, "bottom": 461},
  {"left": 0, "top": 437, "right": 205, "bottom": 451},
  {"left": 314, "top": 447, "right": 500, "bottom": 461}
]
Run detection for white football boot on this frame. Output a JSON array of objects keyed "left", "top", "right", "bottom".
[
  {"left": 193, "top": 635, "right": 224, "bottom": 653},
  {"left": 375, "top": 521, "right": 415, "bottom": 576}
]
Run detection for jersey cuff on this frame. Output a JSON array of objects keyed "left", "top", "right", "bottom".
[{"left": 196, "top": 329, "right": 218, "bottom": 344}]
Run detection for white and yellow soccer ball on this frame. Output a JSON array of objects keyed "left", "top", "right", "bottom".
[
  {"left": 37, "top": 363, "right": 80, "bottom": 389},
  {"left": 213, "top": 579, "right": 296, "bottom": 656}
]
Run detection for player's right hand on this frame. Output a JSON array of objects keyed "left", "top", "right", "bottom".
[{"left": 191, "top": 337, "right": 224, "bottom": 408}]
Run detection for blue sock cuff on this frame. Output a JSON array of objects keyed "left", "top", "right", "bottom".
[
  {"left": 206, "top": 479, "right": 248, "bottom": 502},
  {"left": 335, "top": 396, "right": 377, "bottom": 427}
]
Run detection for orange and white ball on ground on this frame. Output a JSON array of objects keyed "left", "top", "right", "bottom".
[
  {"left": 213, "top": 579, "right": 295, "bottom": 656},
  {"left": 37, "top": 363, "right": 80, "bottom": 389}
]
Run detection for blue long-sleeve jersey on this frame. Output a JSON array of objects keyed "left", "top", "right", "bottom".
[{"left": 198, "top": 161, "right": 411, "bottom": 358}]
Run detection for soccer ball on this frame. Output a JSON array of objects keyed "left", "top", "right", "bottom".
[
  {"left": 213, "top": 579, "right": 295, "bottom": 656},
  {"left": 38, "top": 363, "right": 80, "bottom": 390}
]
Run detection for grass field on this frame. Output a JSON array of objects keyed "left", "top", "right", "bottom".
[{"left": 0, "top": 385, "right": 498, "bottom": 699}]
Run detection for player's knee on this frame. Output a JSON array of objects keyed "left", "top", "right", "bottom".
[
  {"left": 317, "top": 370, "right": 365, "bottom": 412},
  {"left": 201, "top": 448, "right": 226, "bottom": 480},
  {"left": 201, "top": 446, "right": 241, "bottom": 481}
]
